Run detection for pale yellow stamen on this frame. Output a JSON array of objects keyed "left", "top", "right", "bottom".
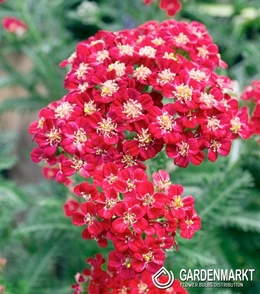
[
  {"left": 174, "top": 84, "right": 193, "bottom": 102},
  {"left": 96, "top": 50, "right": 109, "bottom": 62},
  {"left": 46, "top": 128, "right": 61, "bottom": 146},
  {"left": 122, "top": 99, "right": 142, "bottom": 119},
  {"left": 55, "top": 102, "right": 74, "bottom": 119},
  {"left": 139, "top": 46, "right": 156, "bottom": 58},
  {"left": 137, "top": 129, "right": 152, "bottom": 148},
  {"left": 157, "top": 69, "right": 175, "bottom": 85},
  {"left": 207, "top": 116, "right": 220, "bottom": 131},
  {"left": 174, "top": 32, "right": 189, "bottom": 45},
  {"left": 84, "top": 100, "right": 97, "bottom": 116},
  {"left": 230, "top": 117, "right": 241, "bottom": 134},
  {"left": 101, "top": 80, "right": 119, "bottom": 97},
  {"left": 178, "top": 141, "right": 189, "bottom": 157},
  {"left": 73, "top": 128, "right": 87, "bottom": 144},
  {"left": 133, "top": 65, "right": 151, "bottom": 81},
  {"left": 97, "top": 118, "right": 117, "bottom": 137},
  {"left": 117, "top": 44, "right": 134, "bottom": 56},
  {"left": 157, "top": 112, "right": 174, "bottom": 131}
]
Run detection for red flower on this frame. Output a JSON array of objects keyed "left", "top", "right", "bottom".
[
  {"left": 229, "top": 107, "right": 251, "bottom": 139},
  {"left": 88, "top": 110, "right": 125, "bottom": 145},
  {"left": 124, "top": 119, "right": 164, "bottom": 160},
  {"left": 112, "top": 89, "right": 153, "bottom": 124},
  {"left": 133, "top": 245, "right": 165, "bottom": 273},
  {"left": 109, "top": 229, "right": 144, "bottom": 253},
  {"left": 30, "top": 147, "right": 57, "bottom": 166},
  {"left": 55, "top": 154, "right": 75, "bottom": 183},
  {"left": 204, "top": 136, "right": 232, "bottom": 162},
  {"left": 2, "top": 16, "right": 27, "bottom": 36},
  {"left": 96, "top": 188, "right": 120, "bottom": 219},
  {"left": 94, "top": 162, "right": 126, "bottom": 192},
  {"left": 148, "top": 104, "right": 183, "bottom": 143},
  {"left": 129, "top": 270, "right": 157, "bottom": 293},
  {"left": 179, "top": 210, "right": 201, "bottom": 239},
  {"left": 166, "top": 132, "right": 204, "bottom": 167},
  {"left": 63, "top": 199, "right": 80, "bottom": 217},
  {"left": 108, "top": 250, "right": 136, "bottom": 280},
  {"left": 42, "top": 166, "right": 59, "bottom": 180},
  {"left": 152, "top": 170, "right": 171, "bottom": 192},
  {"left": 160, "top": 0, "right": 182, "bottom": 17},
  {"left": 143, "top": 0, "right": 182, "bottom": 17},
  {"left": 136, "top": 181, "right": 166, "bottom": 219},
  {"left": 166, "top": 184, "right": 194, "bottom": 219},
  {"left": 72, "top": 202, "right": 103, "bottom": 237},
  {"left": 74, "top": 182, "right": 99, "bottom": 201},
  {"left": 61, "top": 117, "right": 89, "bottom": 155},
  {"left": 112, "top": 202, "right": 148, "bottom": 234},
  {"left": 117, "top": 168, "right": 149, "bottom": 200}
]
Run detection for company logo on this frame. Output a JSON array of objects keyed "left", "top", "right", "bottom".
[{"left": 152, "top": 267, "right": 175, "bottom": 289}]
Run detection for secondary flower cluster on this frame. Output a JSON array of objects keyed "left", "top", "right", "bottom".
[
  {"left": 241, "top": 80, "right": 260, "bottom": 137},
  {"left": 64, "top": 168, "right": 200, "bottom": 283},
  {"left": 30, "top": 19, "right": 250, "bottom": 179},
  {"left": 144, "top": 0, "right": 182, "bottom": 17},
  {"left": 2, "top": 16, "right": 27, "bottom": 36},
  {"left": 71, "top": 254, "right": 187, "bottom": 294}
]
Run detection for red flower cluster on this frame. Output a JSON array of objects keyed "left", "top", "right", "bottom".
[
  {"left": 29, "top": 19, "right": 251, "bottom": 294},
  {"left": 144, "top": 0, "right": 182, "bottom": 17},
  {"left": 64, "top": 168, "right": 200, "bottom": 282},
  {"left": 30, "top": 20, "right": 250, "bottom": 176},
  {"left": 72, "top": 254, "right": 188, "bottom": 294},
  {"left": 2, "top": 16, "right": 27, "bottom": 36},
  {"left": 241, "top": 80, "right": 260, "bottom": 136}
]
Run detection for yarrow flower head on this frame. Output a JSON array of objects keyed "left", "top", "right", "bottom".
[
  {"left": 29, "top": 19, "right": 252, "bottom": 294},
  {"left": 71, "top": 254, "right": 188, "bottom": 294},
  {"left": 68, "top": 169, "right": 197, "bottom": 293},
  {"left": 30, "top": 20, "right": 249, "bottom": 173}
]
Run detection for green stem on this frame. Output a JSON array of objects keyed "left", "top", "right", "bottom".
[{"left": 16, "top": 0, "right": 41, "bottom": 46}]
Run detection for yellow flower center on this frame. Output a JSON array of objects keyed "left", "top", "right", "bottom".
[
  {"left": 178, "top": 141, "right": 189, "bottom": 157},
  {"left": 97, "top": 117, "right": 117, "bottom": 137},
  {"left": 230, "top": 117, "right": 241, "bottom": 134}
]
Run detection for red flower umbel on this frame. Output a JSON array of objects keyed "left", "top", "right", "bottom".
[
  {"left": 29, "top": 17, "right": 253, "bottom": 294},
  {"left": 30, "top": 20, "right": 248, "bottom": 172}
]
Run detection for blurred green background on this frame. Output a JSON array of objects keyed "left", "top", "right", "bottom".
[{"left": 0, "top": 0, "right": 260, "bottom": 293}]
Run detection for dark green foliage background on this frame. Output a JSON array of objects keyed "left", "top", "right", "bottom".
[{"left": 0, "top": 0, "right": 259, "bottom": 293}]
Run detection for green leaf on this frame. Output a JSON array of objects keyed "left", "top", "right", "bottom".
[
  {"left": 221, "top": 213, "right": 260, "bottom": 233},
  {"left": 179, "top": 247, "right": 217, "bottom": 268},
  {"left": 0, "top": 181, "right": 25, "bottom": 205},
  {"left": 24, "top": 236, "right": 66, "bottom": 293}
]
